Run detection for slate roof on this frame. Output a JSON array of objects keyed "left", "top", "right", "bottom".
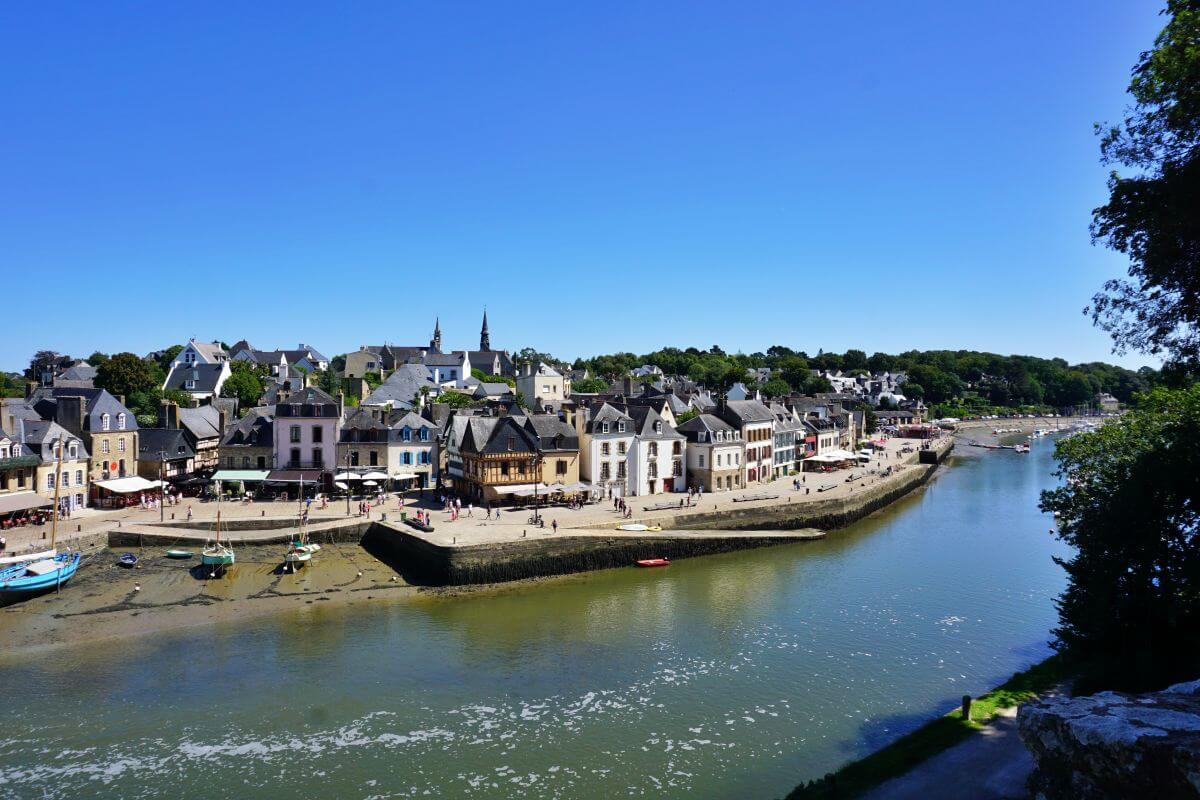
[
  {"left": 625, "top": 405, "right": 684, "bottom": 440},
  {"left": 187, "top": 340, "right": 228, "bottom": 362},
  {"left": 520, "top": 414, "right": 579, "bottom": 452},
  {"left": 28, "top": 387, "right": 139, "bottom": 431},
  {"left": 473, "top": 382, "right": 514, "bottom": 398},
  {"left": 274, "top": 386, "right": 341, "bottom": 418},
  {"left": 179, "top": 405, "right": 223, "bottom": 441},
  {"left": 138, "top": 428, "right": 196, "bottom": 461},
  {"left": 15, "top": 419, "right": 89, "bottom": 463},
  {"left": 582, "top": 402, "right": 634, "bottom": 435},
  {"left": 58, "top": 364, "right": 97, "bottom": 382},
  {"left": 718, "top": 399, "right": 775, "bottom": 425},
  {"left": 361, "top": 364, "right": 437, "bottom": 409},
  {"left": 164, "top": 362, "right": 226, "bottom": 394},
  {"left": 676, "top": 414, "right": 740, "bottom": 445},
  {"left": 221, "top": 408, "right": 274, "bottom": 448}
]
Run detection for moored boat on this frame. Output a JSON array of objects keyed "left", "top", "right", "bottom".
[
  {"left": 636, "top": 558, "right": 670, "bottom": 568},
  {"left": 617, "top": 523, "right": 662, "bottom": 532},
  {"left": 0, "top": 552, "right": 81, "bottom": 593},
  {"left": 117, "top": 553, "right": 138, "bottom": 568},
  {"left": 201, "top": 483, "right": 234, "bottom": 574},
  {"left": 165, "top": 549, "right": 194, "bottom": 559}
]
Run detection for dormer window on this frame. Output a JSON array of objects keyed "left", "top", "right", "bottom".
[
  {"left": 117, "top": 413, "right": 126, "bottom": 430},
  {"left": 185, "top": 380, "right": 196, "bottom": 390},
  {"left": 420, "top": 428, "right": 429, "bottom": 442},
  {"left": 602, "top": 422, "right": 610, "bottom": 434},
  {"left": 403, "top": 428, "right": 412, "bottom": 442},
  {"left": 507, "top": 437, "right": 516, "bottom": 451},
  {"left": 617, "top": 421, "right": 625, "bottom": 433},
  {"left": 654, "top": 421, "right": 663, "bottom": 434},
  {"left": 101, "top": 413, "right": 110, "bottom": 431}
]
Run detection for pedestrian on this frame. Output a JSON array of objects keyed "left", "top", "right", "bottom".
[
  {"left": 467, "top": 503, "right": 473, "bottom": 518},
  {"left": 551, "top": 519, "right": 558, "bottom": 534},
  {"left": 0, "top": 535, "right": 5, "bottom": 554},
  {"left": 186, "top": 505, "right": 193, "bottom": 521}
]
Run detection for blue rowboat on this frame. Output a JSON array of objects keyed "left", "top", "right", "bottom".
[
  {"left": 117, "top": 553, "right": 138, "bottom": 568},
  {"left": 0, "top": 552, "right": 81, "bottom": 595}
]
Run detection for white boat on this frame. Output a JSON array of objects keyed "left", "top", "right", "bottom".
[
  {"left": 0, "top": 548, "right": 57, "bottom": 567},
  {"left": 284, "top": 475, "right": 317, "bottom": 570},
  {"left": 201, "top": 483, "right": 234, "bottom": 573}
]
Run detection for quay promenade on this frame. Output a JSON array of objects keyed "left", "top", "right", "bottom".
[{"left": 1, "top": 431, "right": 951, "bottom": 557}]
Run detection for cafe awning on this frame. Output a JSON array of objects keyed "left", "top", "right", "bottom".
[
  {"left": 361, "top": 471, "right": 389, "bottom": 480},
  {"left": 391, "top": 472, "right": 419, "bottom": 480},
  {"left": 211, "top": 470, "right": 271, "bottom": 483},
  {"left": 95, "top": 476, "right": 160, "bottom": 494},
  {"left": 0, "top": 492, "right": 52, "bottom": 515},
  {"left": 266, "top": 470, "right": 324, "bottom": 483}
]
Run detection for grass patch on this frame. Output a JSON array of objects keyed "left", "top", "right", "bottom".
[{"left": 783, "top": 655, "right": 1070, "bottom": 799}]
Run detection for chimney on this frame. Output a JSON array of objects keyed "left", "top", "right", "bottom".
[
  {"left": 56, "top": 395, "right": 85, "bottom": 437},
  {"left": 623, "top": 376, "right": 635, "bottom": 396},
  {"left": 218, "top": 406, "right": 229, "bottom": 433},
  {"left": 161, "top": 400, "right": 180, "bottom": 430},
  {"left": 337, "top": 392, "right": 345, "bottom": 418}
]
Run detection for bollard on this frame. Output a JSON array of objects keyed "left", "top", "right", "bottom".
[
  {"left": 262, "top": 510, "right": 265, "bottom": 517},
  {"left": 172, "top": 513, "right": 175, "bottom": 520},
  {"left": 961, "top": 695, "right": 972, "bottom": 721},
  {"left": 77, "top": 524, "right": 81, "bottom": 532}
]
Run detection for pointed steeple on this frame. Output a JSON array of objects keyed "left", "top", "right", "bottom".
[
  {"left": 430, "top": 317, "right": 442, "bottom": 351},
  {"left": 480, "top": 308, "right": 491, "bottom": 351}
]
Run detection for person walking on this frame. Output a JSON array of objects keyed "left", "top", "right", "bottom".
[{"left": 551, "top": 519, "right": 558, "bottom": 534}]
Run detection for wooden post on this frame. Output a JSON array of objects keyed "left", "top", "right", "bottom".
[{"left": 961, "top": 695, "right": 972, "bottom": 721}]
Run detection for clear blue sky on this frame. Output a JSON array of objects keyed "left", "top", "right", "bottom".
[{"left": 0, "top": 1, "right": 1167, "bottom": 371}]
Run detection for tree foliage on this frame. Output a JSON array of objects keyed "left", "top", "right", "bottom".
[
  {"left": 1089, "top": 1, "right": 1200, "bottom": 368},
  {"left": 1040, "top": 387, "right": 1200, "bottom": 692},
  {"left": 25, "top": 350, "right": 61, "bottom": 382},
  {"left": 571, "top": 377, "right": 609, "bottom": 394},
  {"left": 221, "top": 361, "right": 267, "bottom": 409},
  {"left": 95, "top": 352, "right": 157, "bottom": 400}
]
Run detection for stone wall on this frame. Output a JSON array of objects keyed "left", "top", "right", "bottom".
[
  {"left": 363, "top": 525, "right": 822, "bottom": 586},
  {"left": 1018, "top": 678, "right": 1200, "bottom": 799}
]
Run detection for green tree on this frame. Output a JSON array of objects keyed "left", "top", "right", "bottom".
[
  {"left": 155, "top": 345, "right": 183, "bottom": 373},
  {"left": 1040, "top": 387, "right": 1200, "bottom": 692},
  {"left": 762, "top": 376, "right": 792, "bottom": 398},
  {"left": 842, "top": 349, "right": 868, "bottom": 372},
  {"left": 1088, "top": 1, "right": 1200, "bottom": 368},
  {"left": 801, "top": 374, "right": 834, "bottom": 395},
  {"left": 440, "top": 390, "right": 476, "bottom": 409},
  {"left": 95, "top": 352, "right": 157, "bottom": 400},
  {"left": 221, "top": 361, "right": 266, "bottom": 409},
  {"left": 25, "top": 350, "right": 61, "bottom": 382},
  {"left": 674, "top": 409, "right": 698, "bottom": 425},
  {"left": 572, "top": 377, "right": 609, "bottom": 394},
  {"left": 87, "top": 351, "right": 110, "bottom": 366}
]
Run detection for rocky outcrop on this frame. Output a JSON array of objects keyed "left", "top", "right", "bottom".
[{"left": 1018, "top": 678, "right": 1200, "bottom": 799}]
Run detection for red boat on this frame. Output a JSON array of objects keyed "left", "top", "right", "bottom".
[{"left": 636, "top": 558, "right": 670, "bottom": 568}]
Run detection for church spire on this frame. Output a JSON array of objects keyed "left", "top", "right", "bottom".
[
  {"left": 431, "top": 317, "right": 442, "bottom": 351},
  {"left": 480, "top": 308, "right": 490, "bottom": 351}
]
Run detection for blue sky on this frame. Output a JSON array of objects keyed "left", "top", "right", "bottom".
[{"left": 0, "top": 1, "right": 1166, "bottom": 371}]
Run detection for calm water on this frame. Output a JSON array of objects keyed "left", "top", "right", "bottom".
[{"left": 0, "top": 440, "right": 1068, "bottom": 799}]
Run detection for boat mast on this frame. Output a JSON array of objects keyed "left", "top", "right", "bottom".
[
  {"left": 50, "top": 434, "right": 63, "bottom": 550},
  {"left": 215, "top": 478, "right": 221, "bottom": 545}
]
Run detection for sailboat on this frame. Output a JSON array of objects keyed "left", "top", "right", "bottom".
[
  {"left": 201, "top": 479, "right": 235, "bottom": 574},
  {"left": 0, "top": 436, "right": 81, "bottom": 596},
  {"left": 284, "top": 475, "right": 317, "bottom": 570}
]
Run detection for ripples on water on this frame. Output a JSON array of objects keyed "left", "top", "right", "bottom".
[{"left": 0, "top": 442, "right": 1069, "bottom": 799}]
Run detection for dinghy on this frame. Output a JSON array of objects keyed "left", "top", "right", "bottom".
[
  {"left": 165, "top": 549, "right": 194, "bottom": 559},
  {"left": 116, "top": 553, "right": 138, "bottom": 568},
  {"left": 616, "top": 523, "right": 662, "bottom": 532},
  {"left": 635, "top": 558, "right": 670, "bottom": 568}
]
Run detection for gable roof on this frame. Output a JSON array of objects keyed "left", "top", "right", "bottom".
[
  {"left": 624, "top": 405, "right": 684, "bottom": 440},
  {"left": 361, "top": 364, "right": 437, "bottom": 409},
  {"left": 164, "top": 362, "right": 226, "bottom": 394},
  {"left": 221, "top": 408, "right": 274, "bottom": 447},
  {"left": 718, "top": 399, "right": 774, "bottom": 425},
  {"left": 178, "top": 405, "right": 223, "bottom": 441},
  {"left": 138, "top": 428, "right": 196, "bottom": 461},
  {"left": 28, "top": 387, "right": 139, "bottom": 431}
]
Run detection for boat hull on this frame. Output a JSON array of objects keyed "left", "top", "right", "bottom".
[
  {"left": 201, "top": 550, "right": 235, "bottom": 567},
  {"left": 0, "top": 553, "right": 81, "bottom": 594}
]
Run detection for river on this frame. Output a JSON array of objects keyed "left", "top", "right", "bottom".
[{"left": 0, "top": 438, "right": 1068, "bottom": 799}]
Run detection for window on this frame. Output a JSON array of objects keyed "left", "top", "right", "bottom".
[
  {"left": 61, "top": 471, "right": 69, "bottom": 487},
  {"left": 648, "top": 442, "right": 658, "bottom": 457},
  {"left": 543, "top": 384, "right": 551, "bottom": 395},
  {"left": 369, "top": 451, "right": 378, "bottom": 466},
  {"left": 617, "top": 441, "right": 626, "bottom": 455},
  {"left": 290, "top": 425, "right": 301, "bottom": 443},
  {"left": 0, "top": 446, "right": 7, "bottom": 459},
  {"left": 101, "top": 413, "right": 111, "bottom": 431},
  {"left": 617, "top": 462, "right": 626, "bottom": 479},
  {"left": 402, "top": 452, "right": 412, "bottom": 465},
  {"left": 654, "top": 421, "right": 663, "bottom": 434},
  {"left": 673, "top": 441, "right": 682, "bottom": 455},
  {"left": 312, "top": 405, "right": 322, "bottom": 417},
  {"left": 242, "top": 456, "right": 250, "bottom": 468},
  {"left": 507, "top": 437, "right": 515, "bottom": 451},
  {"left": 600, "top": 442, "right": 610, "bottom": 456},
  {"left": 419, "top": 451, "right": 430, "bottom": 464},
  {"left": 226, "top": 456, "right": 234, "bottom": 467},
  {"left": 69, "top": 443, "right": 77, "bottom": 459},
  {"left": 673, "top": 460, "right": 683, "bottom": 477},
  {"left": 402, "top": 428, "right": 412, "bottom": 442},
  {"left": 185, "top": 380, "right": 196, "bottom": 390},
  {"left": 312, "top": 427, "right": 322, "bottom": 443},
  {"left": 350, "top": 451, "right": 360, "bottom": 466},
  {"left": 46, "top": 473, "right": 55, "bottom": 490},
  {"left": 290, "top": 448, "right": 301, "bottom": 468},
  {"left": 648, "top": 462, "right": 658, "bottom": 479},
  {"left": 699, "top": 454, "right": 705, "bottom": 468},
  {"left": 420, "top": 428, "right": 429, "bottom": 442},
  {"left": 101, "top": 439, "right": 110, "bottom": 454},
  {"left": 312, "top": 449, "right": 323, "bottom": 467},
  {"left": 617, "top": 422, "right": 626, "bottom": 433},
  {"left": 257, "top": 456, "right": 266, "bottom": 469},
  {"left": 602, "top": 422, "right": 610, "bottom": 434},
  {"left": 500, "top": 461, "right": 510, "bottom": 476},
  {"left": 556, "top": 459, "right": 567, "bottom": 476},
  {"left": 117, "top": 413, "right": 126, "bottom": 430},
  {"left": 600, "top": 462, "right": 611, "bottom": 480},
  {"left": 118, "top": 438, "right": 126, "bottom": 453}
]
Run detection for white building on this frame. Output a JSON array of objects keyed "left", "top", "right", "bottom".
[
  {"left": 272, "top": 387, "right": 342, "bottom": 473},
  {"left": 172, "top": 339, "right": 229, "bottom": 367},
  {"left": 625, "top": 406, "right": 686, "bottom": 495},
  {"left": 571, "top": 402, "right": 636, "bottom": 498},
  {"left": 516, "top": 362, "right": 571, "bottom": 412}
]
